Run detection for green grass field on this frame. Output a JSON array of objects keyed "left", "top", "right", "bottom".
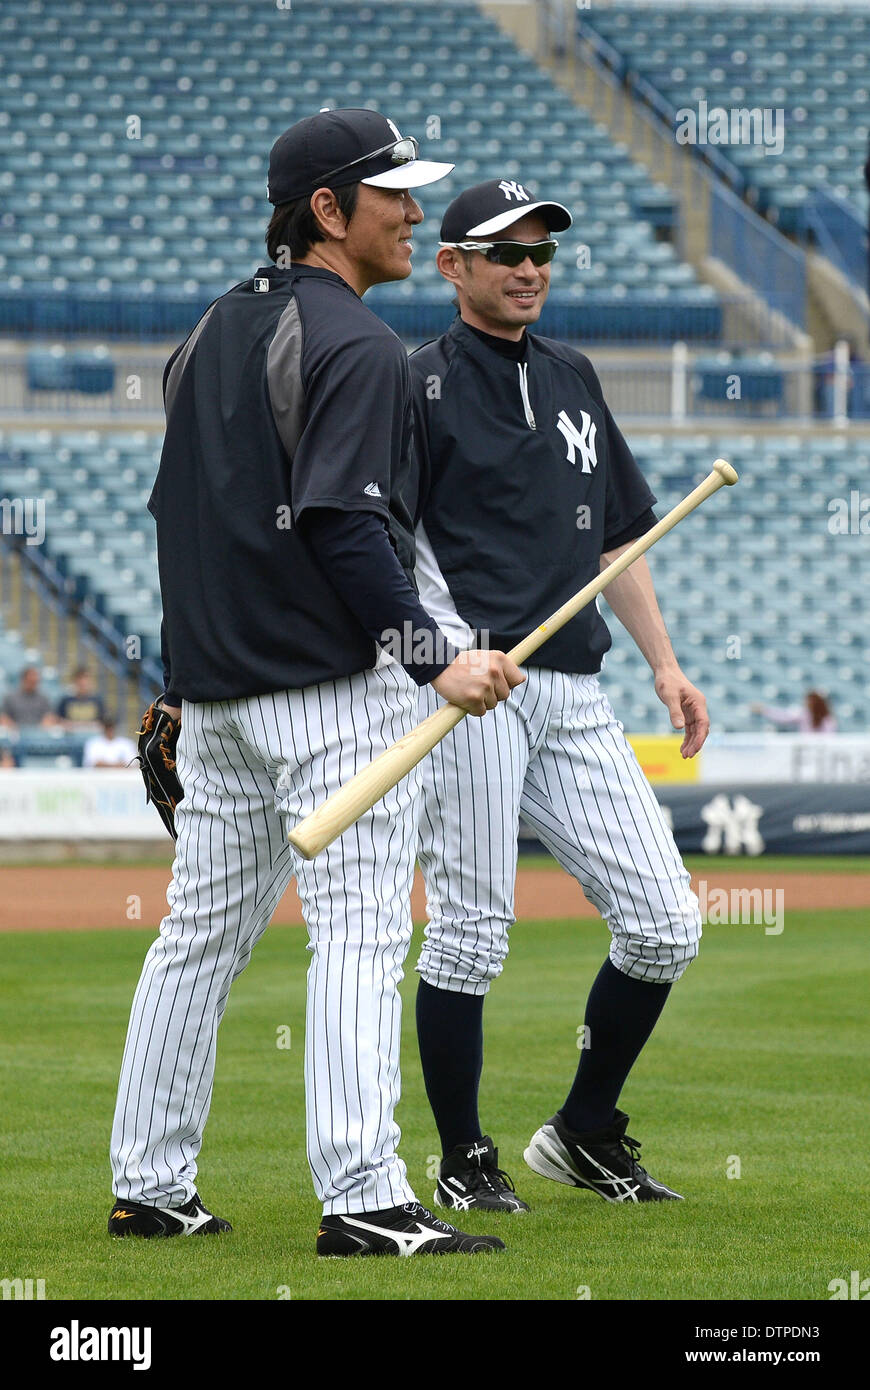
[{"left": 1, "top": 899, "right": 867, "bottom": 1301}]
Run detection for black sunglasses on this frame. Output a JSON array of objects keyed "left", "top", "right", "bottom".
[
  {"left": 441, "top": 238, "right": 559, "bottom": 267},
  {"left": 318, "top": 136, "right": 419, "bottom": 186}
]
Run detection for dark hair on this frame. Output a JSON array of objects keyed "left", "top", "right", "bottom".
[
  {"left": 805, "top": 690, "right": 832, "bottom": 729},
  {"left": 266, "top": 183, "right": 360, "bottom": 263}
]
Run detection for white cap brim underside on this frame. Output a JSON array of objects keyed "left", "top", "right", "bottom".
[
  {"left": 465, "top": 200, "right": 573, "bottom": 236},
  {"left": 362, "top": 160, "right": 455, "bottom": 189}
]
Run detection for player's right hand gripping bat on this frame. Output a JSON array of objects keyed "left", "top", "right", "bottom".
[{"left": 289, "top": 459, "right": 738, "bottom": 859}]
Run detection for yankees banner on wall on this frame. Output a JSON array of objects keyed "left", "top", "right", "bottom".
[
  {"left": 658, "top": 784, "right": 870, "bottom": 855},
  {"left": 517, "top": 784, "right": 870, "bottom": 856}
]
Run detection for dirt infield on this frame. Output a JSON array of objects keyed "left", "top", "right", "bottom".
[{"left": 1, "top": 863, "right": 868, "bottom": 931}]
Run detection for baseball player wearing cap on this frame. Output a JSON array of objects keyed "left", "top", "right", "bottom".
[
  {"left": 108, "top": 117, "right": 523, "bottom": 1258},
  {"left": 408, "top": 179, "right": 709, "bottom": 1212}
]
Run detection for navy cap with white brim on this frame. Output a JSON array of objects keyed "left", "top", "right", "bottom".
[{"left": 268, "top": 107, "right": 453, "bottom": 204}]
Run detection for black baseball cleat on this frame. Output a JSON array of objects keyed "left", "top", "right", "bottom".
[
  {"left": 434, "top": 1136, "right": 530, "bottom": 1213},
  {"left": 108, "top": 1191, "right": 232, "bottom": 1237},
  {"left": 524, "top": 1109, "right": 683, "bottom": 1203},
  {"left": 316, "top": 1201, "right": 507, "bottom": 1256}
]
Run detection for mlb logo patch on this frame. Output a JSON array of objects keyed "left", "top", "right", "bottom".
[{"left": 254, "top": 277, "right": 270, "bottom": 293}]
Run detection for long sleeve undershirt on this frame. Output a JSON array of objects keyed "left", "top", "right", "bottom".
[{"left": 298, "top": 507, "right": 459, "bottom": 686}]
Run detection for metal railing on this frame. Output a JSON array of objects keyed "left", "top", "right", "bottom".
[
  {"left": 2, "top": 342, "right": 867, "bottom": 420},
  {"left": 589, "top": 343, "right": 864, "bottom": 423},
  {"left": 799, "top": 186, "right": 869, "bottom": 293},
  {"left": 580, "top": 25, "right": 748, "bottom": 197},
  {"left": 537, "top": 0, "right": 809, "bottom": 338},
  {"left": 710, "top": 181, "right": 807, "bottom": 332}
]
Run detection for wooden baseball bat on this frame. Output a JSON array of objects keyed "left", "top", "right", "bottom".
[{"left": 288, "top": 458, "right": 738, "bottom": 859}]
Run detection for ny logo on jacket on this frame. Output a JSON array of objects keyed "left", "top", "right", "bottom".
[{"left": 556, "top": 408, "right": 598, "bottom": 472}]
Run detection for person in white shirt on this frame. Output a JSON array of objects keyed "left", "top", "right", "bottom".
[
  {"left": 83, "top": 718, "right": 137, "bottom": 768},
  {"left": 751, "top": 690, "right": 837, "bottom": 733}
]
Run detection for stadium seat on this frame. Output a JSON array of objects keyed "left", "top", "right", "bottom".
[
  {"left": 580, "top": 3, "right": 869, "bottom": 234},
  {"left": 0, "top": 0, "right": 721, "bottom": 344}
]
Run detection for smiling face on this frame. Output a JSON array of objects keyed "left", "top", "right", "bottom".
[
  {"left": 436, "top": 211, "right": 553, "bottom": 341},
  {"left": 302, "top": 182, "right": 424, "bottom": 295},
  {"left": 343, "top": 183, "right": 423, "bottom": 289}
]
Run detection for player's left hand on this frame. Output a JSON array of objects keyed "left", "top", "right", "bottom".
[
  {"left": 136, "top": 700, "right": 184, "bottom": 838},
  {"left": 654, "top": 666, "right": 710, "bottom": 758}
]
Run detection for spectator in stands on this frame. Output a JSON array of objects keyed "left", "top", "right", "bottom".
[
  {"left": 751, "top": 690, "right": 837, "bottom": 732},
  {"left": 0, "top": 746, "right": 16, "bottom": 769},
  {"left": 0, "top": 666, "right": 59, "bottom": 730},
  {"left": 57, "top": 666, "right": 106, "bottom": 730},
  {"left": 82, "top": 716, "right": 136, "bottom": 769}
]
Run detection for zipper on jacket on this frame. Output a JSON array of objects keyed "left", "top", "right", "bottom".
[{"left": 517, "top": 361, "right": 536, "bottom": 430}]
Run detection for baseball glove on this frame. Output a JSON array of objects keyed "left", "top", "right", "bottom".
[{"left": 136, "top": 700, "right": 183, "bottom": 839}]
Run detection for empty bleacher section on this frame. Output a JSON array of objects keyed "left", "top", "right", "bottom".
[
  {"left": 2, "top": 425, "right": 864, "bottom": 734},
  {"left": 0, "top": 0, "right": 722, "bottom": 344},
  {"left": 577, "top": 0, "right": 870, "bottom": 287}
]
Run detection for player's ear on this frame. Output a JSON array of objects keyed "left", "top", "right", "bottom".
[
  {"left": 310, "top": 187, "right": 350, "bottom": 241},
  {"left": 436, "top": 245, "right": 464, "bottom": 286}
]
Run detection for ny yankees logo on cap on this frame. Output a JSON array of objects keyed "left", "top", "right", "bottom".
[
  {"left": 497, "top": 180, "right": 531, "bottom": 203},
  {"left": 440, "top": 178, "right": 573, "bottom": 242}
]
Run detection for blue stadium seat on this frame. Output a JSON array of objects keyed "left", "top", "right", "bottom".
[
  {"left": 0, "top": 0, "right": 722, "bottom": 343},
  {"left": 581, "top": 2, "right": 869, "bottom": 233}
]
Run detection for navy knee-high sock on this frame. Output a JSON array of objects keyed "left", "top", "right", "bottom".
[
  {"left": 560, "top": 958, "right": 672, "bottom": 1134},
  {"left": 416, "top": 980, "right": 485, "bottom": 1155}
]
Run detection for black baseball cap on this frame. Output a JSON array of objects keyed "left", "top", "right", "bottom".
[
  {"left": 268, "top": 108, "right": 454, "bottom": 205},
  {"left": 440, "top": 178, "right": 572, "bottom": 241}
]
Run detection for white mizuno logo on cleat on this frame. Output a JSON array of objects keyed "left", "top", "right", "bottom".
[
  {"left": 341, "top": 1216, "right": 452, "bottom": 1256},
  {"left": 169, "top": 1206, "right": 213, "bottom": 1234}
]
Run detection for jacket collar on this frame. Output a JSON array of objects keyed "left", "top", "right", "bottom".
[{"left": 449, "top": 315, "right": 534, "bottom": 370}]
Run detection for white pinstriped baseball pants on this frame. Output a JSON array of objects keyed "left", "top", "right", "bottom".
[
  {"left": 111, "top": 666, "right": 421, "bottom": 1215},
  {"left": 416, "top": 669, "right": 701, "bottom": 993}
]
